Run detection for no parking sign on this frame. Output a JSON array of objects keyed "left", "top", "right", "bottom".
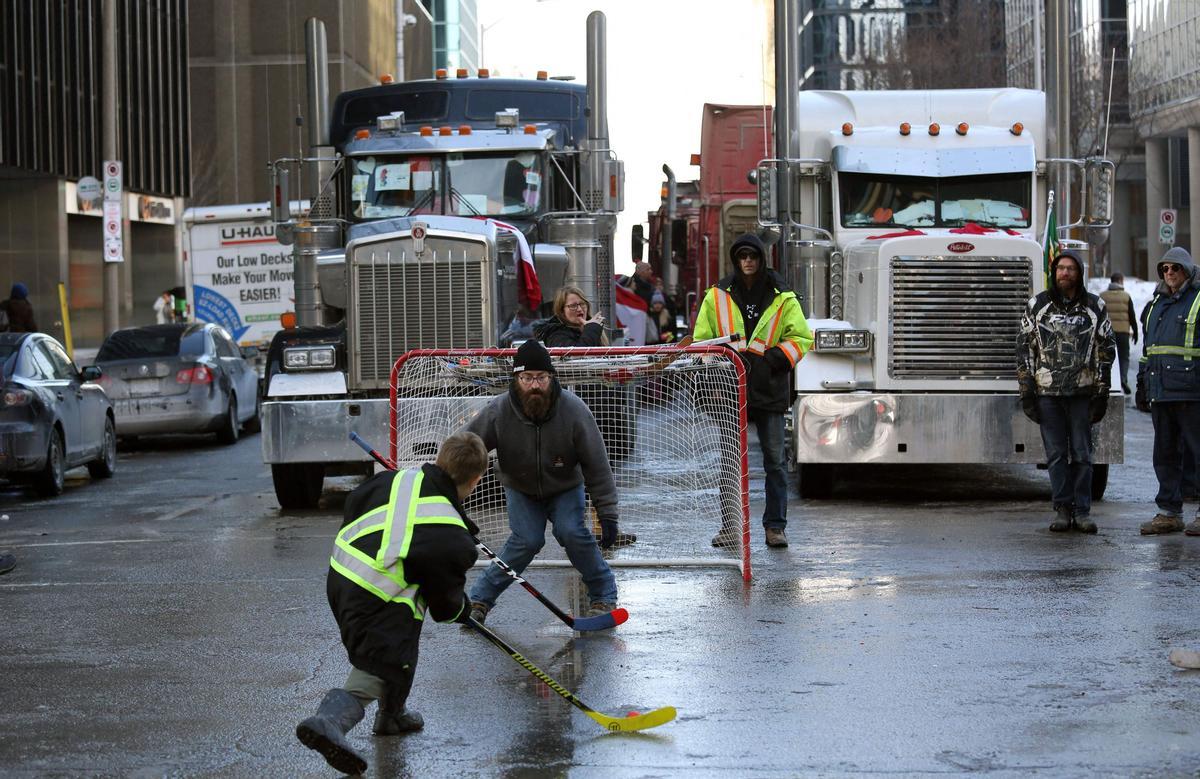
[{"left": 1159, "top": 208, "right": 1177, "bottom": 245}]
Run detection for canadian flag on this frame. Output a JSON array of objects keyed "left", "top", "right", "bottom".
[
  {"left": 614, "top": 277, "right": 649, "bottom": 346},
  {"left": 484, "top": 218, "right": 541, "bottom": 310}
]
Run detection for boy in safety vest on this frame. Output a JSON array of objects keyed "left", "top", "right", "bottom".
[
  {"left": 295, "top": 432, "right": 487, "bottom": 775},
  {"left": 693, "top": 233, "right": 813, "bottom": 549}
]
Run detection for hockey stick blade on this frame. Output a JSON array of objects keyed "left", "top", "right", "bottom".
[
  {"left": 570, "top": 606, "right": 629, "bottom": 632},
  {"left": 467, "top": 617, "right": 675, "bottom": 732}
]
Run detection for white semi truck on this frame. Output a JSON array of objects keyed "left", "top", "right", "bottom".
[{"left": 758, "top": 87, "right": 1121, "bottom": 497}]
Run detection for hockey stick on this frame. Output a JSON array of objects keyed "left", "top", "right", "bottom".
[
  {"left": 465, "top": 615, "right": 676, "bottom": 732},
  {"left": 349, "top": 432, "right": 629, "bottom": 632}
]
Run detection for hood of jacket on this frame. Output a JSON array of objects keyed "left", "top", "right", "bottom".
[
  {"left": 1049, "top": 250, "right": 1087, "bottom": 305},
  {"left": 728, "top": 233, "right": 770, "bottom": 284}
]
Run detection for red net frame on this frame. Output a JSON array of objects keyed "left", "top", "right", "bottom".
[{"left": 388, "top": 345, "right": 751, "bottom": 580}]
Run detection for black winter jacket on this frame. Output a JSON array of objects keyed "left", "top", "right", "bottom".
[
  {"left": 533, "top": 315, "right": 605, "bottom": 347},
  {"left": 326, "top": 463, "right": 478, "bottom": 685},
  {"left": 1016, "top": 287, "right": 1116, "bottom": 396}
]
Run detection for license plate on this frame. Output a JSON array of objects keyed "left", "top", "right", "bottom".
[{"left": 128, "top": 378, "right": 160, "bottom": 396}]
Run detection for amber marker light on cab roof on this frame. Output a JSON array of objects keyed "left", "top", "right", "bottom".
[
  {"left": 536, "top": 70, "right": 548, "bottom": 80},
  {"left": 281, "top": 311, "right": 297, "bottom": 329},
  {"left": 841, "top": 122, "right": 853, "bottom": 136},
  {"left": 435, "top": 68, "right": 447, "bottom": 80},
  {"left": 899, "top": 122, "right": 911, "bottom": 136},
  {"left": 478, "top": 68, "right": 490, "bottom": 78},
  {"left": 379, "top": 74, "right": 394, "bottom": 84},
  {"left": 523, "top": 124, "right": 537, "bottom": 134},
  {"left": 419, "top": 126, "right": 433, "bottom": 136},
  {"left": 459, "top": 125, "right": 472, "bottom": 135},
  {"left": 355, "top": 129, "right": 370, "bottom": 140},
  {"left": 690, "top": 153, "right": 701, "bottom": 165},
  {"left": 439, "top": 126, "right": 453, "bottom": 136},
  {"left": 956, "top": 122, "right": 969, "bottom": 135},
  {"left": 456, "top": 68, "right": 468, "bottom": 78},
  {"left": 1011, "top": 122, "right": 1024, "bottom": 135},
  {"left": 928, "top": 122, "right": 940, "bottom": 136}
]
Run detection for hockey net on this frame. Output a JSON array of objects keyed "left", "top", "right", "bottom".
[{"left": 388, "top": 345, "right": 750, "bottom": 580}]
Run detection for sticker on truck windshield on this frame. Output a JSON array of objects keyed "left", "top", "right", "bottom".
[
  {"left": 351, "top": 174, "right": 369, "bottom": 201},
  {"left": 375, "top": 163, "right": 411, "bottom": 191}
]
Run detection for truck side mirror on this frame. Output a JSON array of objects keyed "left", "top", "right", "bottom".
[
  {"left": 271, "top": 167, "right": 291, "bottom": 224},
  {"left": 1085, "top": 158, "right": 1114, "bottom": 227},
  {"left": 757, "top": 163, "right": 780, "bottom": 227},
  {"left": 631, "top": 224, "right": 644, "bottom": 261}
]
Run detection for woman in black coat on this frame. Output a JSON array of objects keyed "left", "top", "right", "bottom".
[{"left": 533, "top": 286, "right": 609, "bottom": 347}]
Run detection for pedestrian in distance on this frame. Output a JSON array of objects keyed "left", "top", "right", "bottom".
[
  {"left": 631, "top": 261, "right": 657, "bottom": 310},
  {"left": 0, "top": 282, "right": 37, "bottom": 333},
  {"left": 1099, "top": 272, "right": 1138, "bottom": 394},
  {"left": 464, "top": 339, "right": 627, "bottom": 623},
  {"left": 692, "top": 233, "right": 813, "bottom": 549},
  {"left": 295, "top": 431, "right": 489, "bottom": 776},
  {"left": 1134, "top": 246, "right": 1200, "bottom": 537},
  {"left": 533, "top": 286, "right": 608, "bottom": 347},
  {"left": 649, "top": 291, "right": 675, "bottom": 344},
  {"left": 153, "top": 290, "right": 174, "bottom": 325},
  {"left": 1017, "top": 250, "right": 1117, "bottom": 534}
]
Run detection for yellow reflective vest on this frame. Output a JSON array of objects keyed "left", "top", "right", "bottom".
[
  {"left": 693, "top": 281, "right": 813, "bottom": 366},
  {"left": 329, "top": 468, "right": 468, "bottom": 620}
]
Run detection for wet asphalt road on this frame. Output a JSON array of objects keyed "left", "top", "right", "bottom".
[{"left": 0, "top": 405, "right": 1198, "bottom": 778}]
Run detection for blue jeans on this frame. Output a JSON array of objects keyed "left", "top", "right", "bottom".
[
  {"left": 469, "top": 484, "right": 618, "bottom": 606},
  {"left": 750, "top": 409, "right": 787, "bottom": 529},
  {"left": 1037, "top": 396, "right": 1093, "bottom": 516},
  {"left": 1151, "top": 401, "right": 1200, "bottom": 517}
]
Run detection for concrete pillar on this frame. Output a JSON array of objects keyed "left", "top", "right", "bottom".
[
  {"left": 1145, "top": 137, "right": 1170, "bottom": 275},
  {"left": 1189, "top": 127, "right": 1200, "bottom": 254}
]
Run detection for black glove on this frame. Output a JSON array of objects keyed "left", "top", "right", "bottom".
[
  {"left": 600, "top": 520, "right": 619, "bottom": 550},
  {"left": 1021, "top": 393, "right": 1041, "bottom": 424},
  {"left": 455, "top": 594, "right": 474, "bottom": 624},
  {"left": 1135, "top": 375, "right": 1151, "bottom": 413},
  {"left": 1090, "top": 385, "right": 1109, "bottom": 425},
  {"left": 764, "top": 346, "right": 792, "bottom": 374}
]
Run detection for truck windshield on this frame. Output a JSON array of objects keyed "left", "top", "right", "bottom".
[
  {"left": 349, "top": 152, "right": 542, "bottom": 220},
  {"left": 840, "top": 172, "right": 1031, "bottom": 229}
]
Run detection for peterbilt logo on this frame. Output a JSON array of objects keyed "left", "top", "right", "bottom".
[
  {"left": 411, "top": 222, "right": 428, "bottom": 256},
  {"left": 947, "top": 242, "right": 974, "bottom": 253}
]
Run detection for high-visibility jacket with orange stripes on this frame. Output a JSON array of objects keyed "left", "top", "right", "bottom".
[{"left": 693, "top": 273, "right": 813, "bottom": 412}]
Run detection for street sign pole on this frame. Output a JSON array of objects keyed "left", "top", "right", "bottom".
[{"left": 102, "top": 0, "right": 121, "bottom": 335}]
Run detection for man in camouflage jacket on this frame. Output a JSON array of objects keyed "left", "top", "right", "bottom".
[{"left": 1016, "top": 250, "right": 1116, "bottom": 533}]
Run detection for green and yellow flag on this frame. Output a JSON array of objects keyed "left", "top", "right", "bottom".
[{"left": 1042, "top": 191, "right": 1058, "bottom": 289}]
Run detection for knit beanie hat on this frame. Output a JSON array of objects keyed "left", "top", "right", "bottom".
[{"left": 514, "top": 339, "right": 555, "bottom": 374}]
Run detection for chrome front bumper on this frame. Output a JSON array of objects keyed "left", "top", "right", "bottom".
[
  {"left": 792, "top": 393, "right": 1124, "bottom": 465},
  {"left": 261, "top": 398, "right": 391, "bottom": 464}
]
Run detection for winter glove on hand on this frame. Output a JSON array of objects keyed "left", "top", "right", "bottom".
[
  {"left": 1135, "top": 375, "right": 1151, "bottom": 413},
  {"left": 1018, "top": 377, "right": 1040, "bottom": 424},
  {"left": 1090, "top": 384, "right": 1110, "bottom": 425},
  {"left": 764, "top": 346, "right": 792, "bottom": 374},
  {"left": 455, "top": 594, "right": 474, "bottom": 624},
  {"left": 600, "top": 520, "right": 619, "bottom": 550}
]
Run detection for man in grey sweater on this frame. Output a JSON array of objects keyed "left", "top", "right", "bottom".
[{"left": 464, "top": 339, "right": 625, "bottom": 621}]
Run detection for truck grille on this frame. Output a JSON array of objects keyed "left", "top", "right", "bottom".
[
  {"left": 352, "top": 241, "right": 489, "bottom": 388},
  {"left": 888, "top": 255, "right": 1032, "bottom": 380}
]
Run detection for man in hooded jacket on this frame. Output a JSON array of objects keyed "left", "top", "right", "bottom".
[
  {"left": 693, "top": 233, "right": 813, "bottom": 548},
  {"left": 0, "top": 283, "right": 36, "bottom": 333},
  {"left": 1135, "top": 246, "right": 1200, "bottom": 536},
  {"left": 1017, "top": 250, "right": 1116, "bottom": 533}
]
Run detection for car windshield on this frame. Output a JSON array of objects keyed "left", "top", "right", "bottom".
[
  {"left": 348, "top": 151, "right": 542, "bottom": 221},
  {"left": 839, "top": 171, "right": 1031, "bottom": 229},
  {"left": 97, "top": 327, "right": 207, "bottom": 360}
]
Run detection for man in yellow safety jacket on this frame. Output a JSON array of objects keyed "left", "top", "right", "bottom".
[
  {"left": 693, "top": 233, "right": 813, "bottom": 548},
  {"left": 295, "top": 432, "right": 488, "bottom": 775}
]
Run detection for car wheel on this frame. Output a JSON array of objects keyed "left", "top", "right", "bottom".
[
  {"left": 36, "top": 429, "right": 66, "bottom": 497},
  {"left": 88, "top": 417, "right": 117, "bottom": 479},
  {"left": 272, "top": 463, "right": 325, "bottom": 509},
  {"left": 243, "top": 388, "right": 262, "bottom": 434},
  {"left": 216, "top": 395, "right": 239, "bottom": 445}
]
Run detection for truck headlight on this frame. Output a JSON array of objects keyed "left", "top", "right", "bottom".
[
  {"left": 283, "top": 346, "right": 337, "bottom": 370},
  {"left": 813, "top": 329, "right": 872, "bottom": 353}
]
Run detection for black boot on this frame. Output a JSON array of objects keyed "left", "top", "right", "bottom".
[
  {"left": 296, "top": 689, "right": 368, "bottom": 775},
  {"left": 373, "top": 678, "right": 424, "bottom": 736},
  {"left": 1048, "top": 506, "right": 1072, "bottom": 532}
]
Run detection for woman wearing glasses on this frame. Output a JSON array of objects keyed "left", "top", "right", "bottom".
[{"left": 533, "top": 286, "right": 609, "bottom": 347}]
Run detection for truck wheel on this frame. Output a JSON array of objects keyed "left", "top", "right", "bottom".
[
  {"left": 36, "top": 429, "right": 66, "bottom": 497},
  {"left": 798, "top": 464, "right": 835, "bottom": 499},
  {"left": 272, "top": 463, "right": 324, "bottom": 509},
  {"left": 1091, "top": 463, "right": 1109, "bottom": 501}
]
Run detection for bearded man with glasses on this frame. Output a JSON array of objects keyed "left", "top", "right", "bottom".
[
  {"left": 1136, "top": 246, "right": 1200, "bottom": 536},
  {"left": 461, "top": 339, "right": 626, "bottom": 623}
]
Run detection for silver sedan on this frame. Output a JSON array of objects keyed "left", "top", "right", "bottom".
[{"left": 96, "top": 323, "right": 260, "bottom": 444}]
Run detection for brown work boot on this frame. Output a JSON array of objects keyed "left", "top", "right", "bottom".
[
  {"left": 1140, "top": 514, "right": 1185, "bottom": 535},
  {"left": 765, "top": 527, "right": 788, "bottom": 548},
  {"left": 1184, "top": 518, "right": 1200, "bottom": 536},
  {"left": 711, "top": 526, "right": 739, "bottom": 548}
]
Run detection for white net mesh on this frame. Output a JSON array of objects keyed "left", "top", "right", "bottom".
[{"left": 388, "top": 346, "right": 750, "bottom": 579}]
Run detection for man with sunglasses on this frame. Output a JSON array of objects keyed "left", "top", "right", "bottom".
[
  {"left": 1136, "top": 246, "right": 1200, "bottom": 536},
  {"left": 462, "top": 339, "right": 625, "bottom": 621}
]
